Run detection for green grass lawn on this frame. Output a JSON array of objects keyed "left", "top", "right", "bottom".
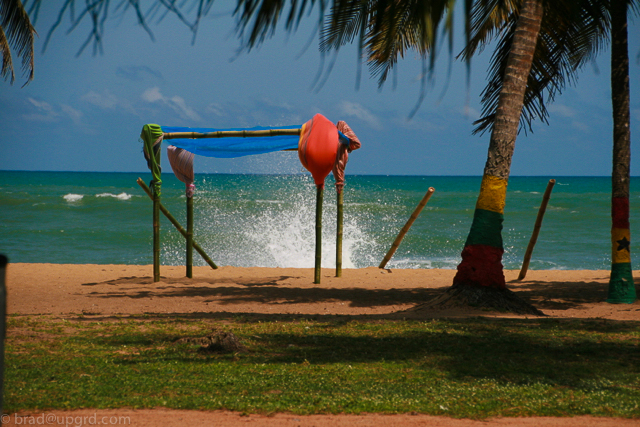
[{"left": 5, "top": 314, "right": 640, "bottom": 419}]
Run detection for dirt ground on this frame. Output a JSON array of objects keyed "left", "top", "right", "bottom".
[{"left": 4, "top": 263, "right": 640, "bottom": 426}]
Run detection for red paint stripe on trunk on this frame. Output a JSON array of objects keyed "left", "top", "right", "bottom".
[
  {"left": 453, "top": 244, "right": 506, "bottom": 290},
  {"left": 612, "top": 197, "right": 630, "bottom": 229}
]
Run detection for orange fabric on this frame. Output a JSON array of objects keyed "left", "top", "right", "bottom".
[{"left": 298, "top": 114, "right": 339, "bottom": 188}]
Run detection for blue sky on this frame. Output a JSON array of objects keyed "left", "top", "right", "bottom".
[{"left": 1, "top": 1, "right": 639, "bottom": 176}]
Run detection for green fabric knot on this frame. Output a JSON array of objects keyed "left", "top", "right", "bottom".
[{"left": 141, "top": 124, "right": 163, "bottom": 196}]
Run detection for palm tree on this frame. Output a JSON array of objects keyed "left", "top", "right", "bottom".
[
  {"left": 1, "top": 0, "right": 36, "bottom": 85},
  {"left": 607, "top": 0, "right": 636, "bottom": 304},
  {"left": 462, "top": 0, "right": 637, "bottom": 304}
]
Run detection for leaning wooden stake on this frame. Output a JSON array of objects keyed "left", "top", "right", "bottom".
[
  {"left": 137, "top": 178, "right": 218, "bottom": 270},
  {"left": 336, "top": 190, "right": 344, "bottom": 277},
  {"left": 379, "top": 187, "right": 435, "bottom": 269},
  {"left": 315, "top": 186, "right": 324, "bottom": 284},
  {"left": 518, "top": 179, "right": 556, "bottom": 280},
  {"left": 186, "top": 194, "right": 194, "bottom": 278}
]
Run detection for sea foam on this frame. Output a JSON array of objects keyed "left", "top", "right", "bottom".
[
  {"left": 63, "top": 194, "right": 84, "bottom": 202},
  {"left": 96, "top": 192, "right": 132, "bottom": 200}
]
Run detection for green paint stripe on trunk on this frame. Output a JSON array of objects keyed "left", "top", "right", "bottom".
[
  {"left": 464, "top": 208, "right": 504, "bottom": 249},
  {"left": 607, "top": 262, "right": 637, "bottom": 304}
]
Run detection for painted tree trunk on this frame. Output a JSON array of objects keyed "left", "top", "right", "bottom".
[
  {"left": 453, "top": 0, "right": 543, "bottom": 289},
  {"left": 607, "top": 0, "right": 636, "bottom": 303}
]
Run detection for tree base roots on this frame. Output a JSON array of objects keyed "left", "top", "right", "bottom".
[{"left": 411, "top": 284, "right": 545, "bottom": 316}]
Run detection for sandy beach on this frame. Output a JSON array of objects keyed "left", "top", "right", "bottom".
[
  {"left": 4, "top": 263, "right": 639, "bottom": 426},
  {"left": 6, "top": 264, "right": 640, "bottom": 320}
]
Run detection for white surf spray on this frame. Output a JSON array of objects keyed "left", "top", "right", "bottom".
[
  {"left": 96, "top": 192, "right": 132, "bottom": 200},
  {"left": 162, "top": 179, "right": 380, "bottom": 268},
  {"left": 63, "top": 194, "right": 84, "bottom": 202}
]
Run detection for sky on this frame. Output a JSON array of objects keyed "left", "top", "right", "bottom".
[{"left": 0, "top": 1, "right": 639, "bottom": 176}]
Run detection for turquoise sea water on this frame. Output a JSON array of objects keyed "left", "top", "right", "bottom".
[{"left": 1, "top": 171, "right": 637, "bottom": 270}]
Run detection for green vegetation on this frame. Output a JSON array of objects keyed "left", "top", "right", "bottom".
[{"left": 5, "top": 315, "right": 640, "bottom": 418}]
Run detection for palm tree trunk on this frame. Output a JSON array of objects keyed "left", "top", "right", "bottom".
[
  {"left": 453, "top": 0, "right": 544, "bottom": 290},
  {"left": 607, "top": 0, "right": 636, "bottom": 303}
]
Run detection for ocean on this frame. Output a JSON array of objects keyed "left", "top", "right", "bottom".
[{"left": 1, "top": 170, "right": 636, "bottom": 270}]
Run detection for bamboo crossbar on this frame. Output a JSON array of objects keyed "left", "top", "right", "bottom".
[
  {"left": 163, "top": 128, "right": 302, "bottom": 140},
  {"left": 137, "top": 178, "right": 218, "bottom": 271}
]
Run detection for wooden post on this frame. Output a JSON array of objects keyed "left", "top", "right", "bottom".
[
  {"left": 517, "top": 179, "right": 556, "bottom": 280},
  {"left": 152, "top": 182, "right": 160, "bottom": 282},
  {"left": 336, "top": 190, "right": 344, "bottom": 277},
  {"left": 137, "top": 178, "right": 218, "bottom": 270},
  {"left": 0, "top": 254, "right": 6, "bottom": 415},
  {"left": 379, "top": 187, "right": 435, "bottom": 269},
  {"left": 186, "top": 194, "right": 194, "bottom": 278},
  {"left": 315, "top": 186, "right": 324, "bottom": 284}
]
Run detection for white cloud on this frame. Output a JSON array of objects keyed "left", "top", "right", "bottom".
[
  {"left": 169, "top": 95, "right": 201, "bottom": 122},
  {"left": 142, "top": 87, "right": 163, "bottom": 103},
  {"left": 571, "top": 120, "right": 590, "bottom": 132},
  {"left": 548, "top": 104, "right": 576, "bottom": 118},
  {"left": 23, "top": 98, "right": 60, "bottom": 122},
  {"left": 207, "top": 103, "right": 225, "bottom": 117},
  {"left": 338, "top": 100, "right": 381, "bottom": 129},
  {"left": 61, "top": 104, "right": 83, "bottom": 126},
  {"left": 461, "top": 105, "right": 480, "bottom": 120},
  {"left": 141, "top": 87, "right": 201, "bottom": 122},
  {"left": 82, "top": 90, "right": 118, "bottom": 109},
  {"left": 27, "top": 98, "right": 54, "bottom": 112}
]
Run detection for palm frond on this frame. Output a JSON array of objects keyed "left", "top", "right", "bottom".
[
  {"left": 0, "top": 24, "right": 14, "bottom": 82},
  {"left": 0, "top": 0, "right": 36, "bottom": 85},
  {"left": 319, "top": 0, "right": 369, "bottom": 52},
  {"left": 32, "top": 0, "right": 199, "bottom": 56},
  {"left": 470, "top": 0, "right": 611, "bottom": 135},
  {"left": 459, "top": 0, "right": 517, "bottom": 61},
  {"left": 234, "top": 0, "right": 324, "bottom": 50}
]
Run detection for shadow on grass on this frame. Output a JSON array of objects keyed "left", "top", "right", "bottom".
[{"left": 73, "top": 315, "right": 640, "bottom": 390}]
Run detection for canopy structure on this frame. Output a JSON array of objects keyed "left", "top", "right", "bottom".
[
  {"left": 140, "top": 114, "right": 361, "bottom": 284},
  {"left": 161, "top": 125, "right": 302, "bottom": 158}
]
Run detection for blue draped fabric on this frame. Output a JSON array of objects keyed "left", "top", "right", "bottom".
[{"left": 161, "top": 125, "right": 301, "bottom": 158}]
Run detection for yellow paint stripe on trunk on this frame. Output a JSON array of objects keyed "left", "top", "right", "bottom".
[
  {"left": 476, "top": 175, "right": 508, "bottom": 214},
  {"left": 612, "top": 227, "right": 631, "bottom": 264}
]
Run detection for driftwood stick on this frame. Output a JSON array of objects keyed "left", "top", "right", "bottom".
[
  {"left": 379, "top": 187, "right": 435, "bottom": 269},
  {"left": 137, "top": 178, "right": 218, "bottom": 270},
  {"left": 517, "top": 179, "right": 556, "bottom": 281}
]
